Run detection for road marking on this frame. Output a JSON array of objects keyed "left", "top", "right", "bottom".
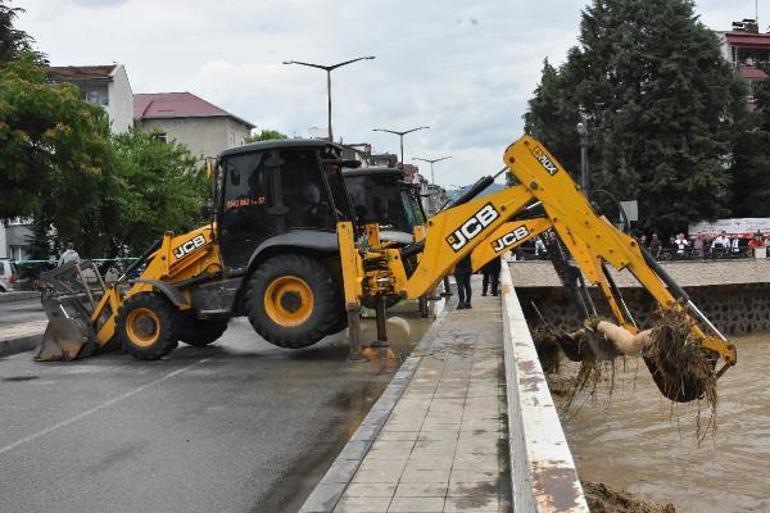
[{"left": 0, "top": 357, "right": 211, "bottom": 457}]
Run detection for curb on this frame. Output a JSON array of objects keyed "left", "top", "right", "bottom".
[
  {"left": 0, "top": 331, "right": 43, "bottom": 358},
  {"left": 0, "top": 291, "right": 40, "bottom": 304},
  {"left": 299, "top": 298, "right": 454, "bottom": 513}
]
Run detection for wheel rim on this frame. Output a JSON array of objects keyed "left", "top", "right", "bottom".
[
  {"left": 263, "top": 275, "right": 314, "bottom": 327},
  {"left": 126, "top": 307, "right": 161, "bottom": 347}
]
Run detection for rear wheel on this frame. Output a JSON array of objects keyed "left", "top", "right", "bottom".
[
  {"left": 117, "top": 292, "right": 179, "bottom": 360},
  {"left": 179, "top": 318, "right": 229, "bottom": 347},
  {"left": 245, "top": 254, "right": 337, "bottom": 348}
]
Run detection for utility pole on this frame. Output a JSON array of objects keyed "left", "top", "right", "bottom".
[
  {"left": 283, "top": 56, "right": 375, "bottom": 142},
  {"left": 372, "top": 126, "right": 430, "bottom": 168},
  {"left": 576, "top": 120, "right": 589, "bottom": 197},
  {"left": 412, "top": 156, "right": 452, "bottom": 186}
]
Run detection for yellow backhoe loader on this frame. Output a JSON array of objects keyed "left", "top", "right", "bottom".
[{"left": 35, "top": 135, "right": 735, "bottom": 403}]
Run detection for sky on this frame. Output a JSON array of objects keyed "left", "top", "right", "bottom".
[{"left": 14, "top": 0, "right": 765, "bottom": 188}]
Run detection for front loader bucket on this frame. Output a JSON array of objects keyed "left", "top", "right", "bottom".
[{"left": 34, "top": 296, "right": 100, "bottom": 361}]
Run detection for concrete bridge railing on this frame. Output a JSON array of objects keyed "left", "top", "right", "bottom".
[{"left": 500, "top": 263, "right": 589, "bottom": 513}]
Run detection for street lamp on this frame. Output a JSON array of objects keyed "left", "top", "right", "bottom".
[
  {"left": 372, "top": 126, "right": 430, "bottom": 168},
  {"left": 283, "top": 56, "right": 375, "bottom": 142},
  {"left": 576, "top": 119, "right": 589, "bottom": 197},
  {"left": 412, "top": 156, "right": 452, "bottom": 186}
]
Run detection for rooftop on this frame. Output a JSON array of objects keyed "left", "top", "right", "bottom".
[
  {"left": 134, "top": 92, "right": 255, "bottom": 128},
  {"left": 47, "top": 64, "right": 118, "bottom": 82},
  {"left": 723, "top": 31, "right": 770, "bottom": 47}
]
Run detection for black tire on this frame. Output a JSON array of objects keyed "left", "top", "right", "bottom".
[
  {"left": 117, "top": 292, "right": 179, "bottom": 360},
  {"left": 179, "top": 318, "right": 229, "bottom": 347},
  {"left": 245, "top": 254, "right": 338, "bottom": 348}
]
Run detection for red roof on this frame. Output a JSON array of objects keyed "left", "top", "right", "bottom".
[
  {"left": 740, "top": 67, "right": 770, "bottom": 79},
  {"left": 724, "top": 31, "right": 770, "bottom": 47},
  {"left": 134, "top": 92, "right": 254, "bottom": 128}
]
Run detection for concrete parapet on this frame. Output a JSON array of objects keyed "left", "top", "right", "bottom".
[{"left": 500, "top": 264, "right": 589, "bottom": 513}]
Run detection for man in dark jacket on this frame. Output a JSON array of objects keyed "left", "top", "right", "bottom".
[
  {"left": 481, "top": 257, "right": 501, "bottom": 296},
  {"left": 454, "top": 254, "right": 473, "bottom": 309}
]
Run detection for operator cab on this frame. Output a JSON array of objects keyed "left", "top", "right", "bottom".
[
  {"left": 215, "top": 139, "right": 358, "bottom": 274},
  {"left": 343, "top": 168, "right": 427, "bottom": 245}
]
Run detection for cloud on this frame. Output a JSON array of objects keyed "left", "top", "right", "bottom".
[{"left": 14, "top": 0, "right": 747, "bottom": 186}]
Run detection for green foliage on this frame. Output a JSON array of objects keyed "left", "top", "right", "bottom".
[
  {"left": 730, "top": 81, "right": 770, "bottom": 217},
  {"left": 0, "top": 0, "right": 39, "bottom": 65},
  {"left": 525, "top": 0, "right": 747, "bottom": 234},
  {"left": 244, "top": 128, "right": 288, "bottom": 143},
  {"left": 99, "top": 129, "right": 209, "bottom": 256},
  {"left": 0, "top": 53, "right": 112, "bottom": 237}
]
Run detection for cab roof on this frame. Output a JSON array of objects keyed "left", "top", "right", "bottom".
[
  {"left": 218, "top": 139, "right": 344, "bottom": 159},
  {"left": 343, "top": 167, "right": 405, "bottom": 179}
]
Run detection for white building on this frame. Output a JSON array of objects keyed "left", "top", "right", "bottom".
[{"left": 48, "top": 64, "right": 134, "bottom": 133}]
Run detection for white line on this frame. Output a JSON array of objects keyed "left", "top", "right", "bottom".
[{"left": 0, "top": 357, "right": 211, "bottom": 457}]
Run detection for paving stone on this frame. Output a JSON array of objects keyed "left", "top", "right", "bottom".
[
  {"left": 388, "top": 496, "right": 446, "bottom": 512},
  {"left": 344, "top": 483, "right": 397, "bottom": 498}
]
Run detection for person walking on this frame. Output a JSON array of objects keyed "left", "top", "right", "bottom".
[
  {"left": 481, "top": 257, "right": 501, "bottom": 297},
  {"left": 454, "top": 254, "right": 473, "bottom": 310},
  {"left": 58, "top": 242, "right": 80, "bottom": 267}
]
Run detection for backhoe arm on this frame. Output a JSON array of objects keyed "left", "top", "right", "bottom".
[
  {"left": 470, "top": 218, "right": 551, "bottom": 272},
  {"left": 503, "top": 135, "right": 736, "bottom": 367}
]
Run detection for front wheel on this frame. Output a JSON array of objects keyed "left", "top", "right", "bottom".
[
  {"left": 245, "top": 254, "right": 338, "bottom": 349},
  {"left": 117, "top": 292, "right": 179, "bottom": 360}
]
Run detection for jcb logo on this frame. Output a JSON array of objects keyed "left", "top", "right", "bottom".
[
  {"left": 530, "top": 146, "right": 559, "bottom": 175},
  {"left": 173, "top": 235, "right": 206, "bottom": 260},
  {"left": 491, "top": 226, "right": 530, "bottom": 253},
  {"left": 446, "top": 203, "right": 500, "bottom": 252}
]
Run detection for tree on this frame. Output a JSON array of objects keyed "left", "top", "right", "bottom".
[
  {"left": 244, "top": 128, "right": 288, "bottom": 143},
  {"left": 0, "top": 0, "right": 36, "bottom": 64},
  {"left": 0, "top": 54, "right": 112, "bottom": 236},
  {"left": 525, "top": 0, "right": 747, "bottom": 235},
  {"left": 101, "top": 129, "right": 209, "bottom": 256},
  {"left": 730, "top": 81, "right": 770, "bottom": 217}
]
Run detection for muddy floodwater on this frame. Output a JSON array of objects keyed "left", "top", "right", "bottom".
[{"left": 556, "top": 334, "right": 770, "bottom": 513}]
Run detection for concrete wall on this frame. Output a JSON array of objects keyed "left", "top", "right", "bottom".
[
  {"left": 500, "top": 265, "right": 589, "bottom": 513},
  {"left": 106, "top": 65, "right": 133, "bottom": 134},
  {"left": 137, "top": 116, "right": 250, "bottom": 161}
]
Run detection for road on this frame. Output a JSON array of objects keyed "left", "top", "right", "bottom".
[
  {"left": 0, "top": 298, "right": 45, "bottom": 327},
  {"left": 0, "top": 310, "right": 431, "bottom": 513}
]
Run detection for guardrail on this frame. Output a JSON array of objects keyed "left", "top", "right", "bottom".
[{"left": 500, "top": 263, "right": 589, "bottom": 513}]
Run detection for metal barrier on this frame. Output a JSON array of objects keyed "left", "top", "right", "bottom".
[{"left": 500, "top": 263, "right": 589, "bottom": 513}]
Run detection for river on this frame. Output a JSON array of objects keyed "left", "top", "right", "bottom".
[{"left": 555, "top": 334, "right": 770, "bottom": 513}]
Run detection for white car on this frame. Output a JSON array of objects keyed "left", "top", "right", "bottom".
[{"left": 0, "top": 259, "right": 18, "bottom": 292}]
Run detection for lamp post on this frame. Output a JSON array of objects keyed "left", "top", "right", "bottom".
[
  {"left": 372, "top": 126, "right": 430, "bottom": 168},
  {"left": 576, "top": 120, "right": 589, "bottom": 197},
  {"left": 412, "top": 156, "right": 452, "bottom": 186},
  {"left": 283, "top": 56, "right": 375, "bottom": 142}
]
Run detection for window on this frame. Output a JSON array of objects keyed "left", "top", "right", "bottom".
[{"left": 281, "top": 149, "right": 334, "bottom": 230}]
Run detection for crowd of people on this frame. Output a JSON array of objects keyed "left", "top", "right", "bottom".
[{"left": 639, "top": 230, "right": 768, "bottom": 259}]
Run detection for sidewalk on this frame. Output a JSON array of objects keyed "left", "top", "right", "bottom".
[
  {"left": 302, "top": 276, "right": 511, "bottom": 513},
  {"left": 0, "top": 320, "right": 46, "bottom": 357}
]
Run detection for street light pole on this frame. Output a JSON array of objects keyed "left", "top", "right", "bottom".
[
  {"left": 283, "top": 56, "right": 375, "bottom": 142},
  {"left": 413, "top": 156, "right": 452, "bottom": 186},
  {"left": 576, "top": 120, "right": 589, "bottom": 197},
  {"left": 372, "top": 126, "right": 430, "bottom": 168}
]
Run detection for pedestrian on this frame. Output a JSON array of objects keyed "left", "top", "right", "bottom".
[
  {"left": 673, "top": 233, "right": 690, "bottom": 257},
  {"left": 534, "top": 236, "right": 547, "bottom": 258},
  {"left": 58, "top": 242, "right": 80, "bottom": 267},
  {"left": 693, "top": 234, "right": 704, "bottom": 258},
  {"left": 454, "top": 254, "right": 473, "bottom": 310},
  {"left": 711, "top": 230, "right": 730, "bottom": 252},
  {"left": 481, "top": 257, "right": 501, "bottom": 297},
  {"left": 649, "top": 233, "right": 662, "bottom": 258},
  {"left": 748, "top": 231, "right": 766, "bottom": 257},
  {"left": 640, "top": 234, "right": 648, "bottom": 248},
  {"left": 731, "top": 236, "right": 742, "bottom": 255}
]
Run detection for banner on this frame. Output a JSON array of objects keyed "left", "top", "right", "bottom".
[{"left": 688, "top": 218, "right": 770, "bottom": 239}]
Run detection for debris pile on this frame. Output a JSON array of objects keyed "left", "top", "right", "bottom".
[{"left": 583, "top": 481, "right": 676, "bottom": 513}]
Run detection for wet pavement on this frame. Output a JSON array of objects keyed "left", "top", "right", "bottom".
[
  {"left": 0, "top": 308, "right": 431, "bottom": 513},
  {"left": 555, "top": 334, "right": 770, "bottom": 513}
]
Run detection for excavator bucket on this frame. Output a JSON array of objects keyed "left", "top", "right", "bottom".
[{"left": 34, "top": 262, "right": 108, "bottom": 362}]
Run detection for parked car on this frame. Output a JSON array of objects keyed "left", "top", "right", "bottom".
[{"left": 0, "top": 259, "right": 19, "bottom": 292}]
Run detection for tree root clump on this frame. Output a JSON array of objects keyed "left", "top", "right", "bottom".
[{"left": 583, "top": 481, "right": 676, "bottom": 513}]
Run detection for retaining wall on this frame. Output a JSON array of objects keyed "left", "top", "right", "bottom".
[
  {"left": 509, "top": 261, "right": 770, "bottom": 334},
  {"left": 500, "top": 264, "right": 589, "bottom": 513}
]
